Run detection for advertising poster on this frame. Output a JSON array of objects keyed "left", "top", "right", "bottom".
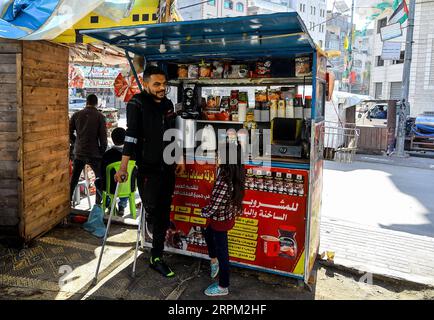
[{"left": 143, "top": 163, "right": 309, "bottom": 277}]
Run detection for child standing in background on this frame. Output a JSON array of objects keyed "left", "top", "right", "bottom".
[{"left": 201, "top": 142, "right": 245, "bottom": 297}]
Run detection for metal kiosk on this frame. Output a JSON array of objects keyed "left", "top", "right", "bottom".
[{"left": 82, "top": 12, "right": 326, "bottom": 287}]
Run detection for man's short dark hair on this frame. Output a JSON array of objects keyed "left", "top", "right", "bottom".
[
  {"left": 143, "top": 66, "right": 166, "bottom": 81},
  {"left": 87, "top": 94, "right": 98, "bottom": 106},
  {"left": 111, "top": 127, "right": 126, "bottom": 146}
]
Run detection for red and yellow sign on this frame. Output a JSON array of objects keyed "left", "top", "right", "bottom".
[{"left": 144, "top": 163, "right": 308, "bottom": 277}]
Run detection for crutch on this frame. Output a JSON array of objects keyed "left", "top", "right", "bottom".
[
  {"left": 131, "top": 202, "right": 145, "bottom": 278},
  {"left": 92, "top": 178, "right": 123, "bottom": 286}
]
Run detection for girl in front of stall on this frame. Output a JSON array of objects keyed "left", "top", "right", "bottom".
[{"left": 201, "top": 141, "right": 245, "bottom": 296}]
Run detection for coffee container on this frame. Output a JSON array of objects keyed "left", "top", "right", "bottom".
[
  {"left": 304, "top": 96, "right": 312, "bottom": 119},
  {"left": 278, "top": 100, "right": 286, "bottom": 118},
  {"left": 270, "top": 100, "right": 278, "bottom": 121},
  {"left": 261, "top": 102, "right": 270, "bottom": 122},
  {"left": 255, "top": 170, "right": 264, "bottom": 191},
  {"left": 295, "top": 174, "right": 305, "bottom": 196},
  {"left": 265, "top": 171, "right": 274, "bottom": 193},
  {"left": 285, "top": 98, "right": 294, "bottom": 118},
  {"left": 245, "top": 168, "right": 255, "bottom": 190},
  {"left": 294, "top": 94, "right": 304, "bottom": 119},
  {"left": 238, "top": 102, "right": 247, "bottom": 122},
  {"left": 284, "top": 173, "right": 294, "bottom": 195},
  {"left": 274, "top": 172, "right": 284, "bottom": 194},
  {"left": 254, "top": 102, "right": 262, "bottom": 122}
]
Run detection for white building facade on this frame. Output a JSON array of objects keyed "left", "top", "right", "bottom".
[
  {"left": 369, "top": 15, "right": 405, "bottom": 102},
  {"left": 177, "top": 0, "right": 248, "bottom": 20},
  {"left": 370, "top": 2, "right": 434, "bottom": 117},
  {"left": 247, "top": 0, "right": 327, "bottom": 48}
]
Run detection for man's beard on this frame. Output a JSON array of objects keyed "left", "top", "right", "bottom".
[{"left": 149, "top": 90, "right": 166, "bottom": 100}]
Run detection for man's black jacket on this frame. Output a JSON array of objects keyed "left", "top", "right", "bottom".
[{"left": 122, "top": 91, "right": 176, "bottom": 172}]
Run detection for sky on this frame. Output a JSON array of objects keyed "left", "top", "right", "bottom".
[{"left": 327, "top": 0, "right": 374, "bottom": 30}]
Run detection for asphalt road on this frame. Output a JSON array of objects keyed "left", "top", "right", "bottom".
[{"left": 323, "top": 159, "right": 434, "bottom": 238}]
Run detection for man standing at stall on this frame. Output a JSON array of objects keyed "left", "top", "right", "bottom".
[
  {"left": 70, "top": 94, "right": 108, "bottom": 205},
  {"left": 114, "top": 66, "right": 185, "bottom": 278}
]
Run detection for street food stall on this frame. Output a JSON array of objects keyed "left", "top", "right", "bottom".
[{"left": 82, "top": 12, "right": 326, "bottom": 284}]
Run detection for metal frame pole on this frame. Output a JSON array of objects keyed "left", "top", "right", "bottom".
[
  {"left": 396, "top": 0, "right": 416, "bottom": 157},
  {"left": 125, "top": 50, "right": 144, "bottom": 93}
]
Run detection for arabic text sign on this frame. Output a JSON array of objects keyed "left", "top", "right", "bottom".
[
  {"left": 381, "top": 23, "right": 402, "bottom": 42},
  {"left": 76, "top": 66, "right": 121, "bottom": 79},
  {"left": 381, "top": 41, "right": 402, "bottom": 60},
  {"left": 84, "top": 79, "right": 115, "bottom": 88},
  {"left": 147, "top": 163, "right": 309, "bottom": 276}
]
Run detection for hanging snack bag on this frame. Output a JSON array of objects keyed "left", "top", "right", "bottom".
[{"left": 295, "top": 56, "right": 312, "bottom": 77}]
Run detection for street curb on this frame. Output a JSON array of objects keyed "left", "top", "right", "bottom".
[
  {"left": 317, "top": 259, "right": 434, "bottom": 290},
  {"left": 353, "top": 155, "right": 434, "bottom": 170}
]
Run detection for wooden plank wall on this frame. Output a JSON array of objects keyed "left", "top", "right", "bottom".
[
  {"left": 357, "top": 126, "right": 388, "bottom": 154},
  {"left": 0, "top": 39, "right": 21, "bottom": 227},
  {"left": 20, "top": 41, "right": 70, "bottom": 241}
]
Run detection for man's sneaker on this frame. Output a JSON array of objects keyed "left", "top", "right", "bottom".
[
  {"left": 210, "top": 260, "right": 219, "bottom": 279},
  {"left": 204, "top": 283, "right": 228, "bottom": 297},
  {"left": 150, "top": 257, "right": 175, "bottom": 278}
]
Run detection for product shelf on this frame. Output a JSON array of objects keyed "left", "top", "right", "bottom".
[{"left": 169, "top": 77, "right": 312, "bottom": 87}]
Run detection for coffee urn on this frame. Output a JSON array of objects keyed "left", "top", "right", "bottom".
[{"left": 176, "top": 116, "right": 197, "bottom": 150}]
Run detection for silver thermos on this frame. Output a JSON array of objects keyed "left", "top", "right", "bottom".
[{"left": 176, "top": 116, "right": 197, "bottom": 149}]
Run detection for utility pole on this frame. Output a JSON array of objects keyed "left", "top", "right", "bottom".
[
  {"left": 347, "top": 0, "right": 355, "bottom": 93},
  {"left": 395, "top": 0, "right": 416, "bottom": 157}
]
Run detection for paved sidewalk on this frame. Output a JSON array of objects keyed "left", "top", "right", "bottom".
[{"left": 320, "top": 216, "right": 434, "bottom": 287}]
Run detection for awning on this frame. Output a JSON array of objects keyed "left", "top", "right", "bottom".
[{"left": 80, "top": 12, "right": 317, "bottom": 61}]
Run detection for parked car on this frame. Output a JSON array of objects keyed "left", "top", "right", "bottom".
[
  {"left": 69, "top": 98, "right": 86, "bottom": 111},
  {"left": 69, "top": 98, "right": 86, "bottom": 118},
  {"left": 356, "top": 103, "right": 388, "bottom": 126}
]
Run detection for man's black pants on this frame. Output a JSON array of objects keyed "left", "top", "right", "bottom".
[
  {"left": 70, "top": 157, "right": 102, "bottom": 204},
  {"left": 137, "top": 165, "right": 176, "bottom": 259}
]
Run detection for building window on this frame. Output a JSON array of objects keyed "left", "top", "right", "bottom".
[
  {"left": 314, "top": 7, "right": 316, "bottom": 15},
  {"left": 376, "top": 56, "right": 385, "bottom": 67},
  {"left": 152, "top": 13, "right": 158, "bottom": 20},
  {"left": 208, "top": 0, "right": 216, "bottom": 6},
  {"left": 132, "top": 14, "right": 140, "bottom": 22},
  {"left": 236, "top": 2, "right": 244, "bottom": 12},
  {"left": 224, "top": 0, "right": 233, "bottom": 10},
  {"left": 375, "top": 82, "right": 383, "bottom": 99},
  {"left": 300, "top": 3, "right": 303, "bottom": 11},
  {"left": 142, "top": 14, "right": 149, "bottom": 21},
  {"left": 390, "top": 82, "right": 402, "bottom": 100},
  {"left": 90, "top": 16, "right": 99, "bottom": 24},
  {"left": 377, "top": 18, "right": 387, "bottom": 34},
  {"left": 393, "top": 51, "right": 405, "bottom": 64}
]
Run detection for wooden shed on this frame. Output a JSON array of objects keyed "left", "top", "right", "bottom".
[{"left": 0, "top": 39, "right": 70, "bottom": 243}]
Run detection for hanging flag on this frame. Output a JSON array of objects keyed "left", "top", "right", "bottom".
[{"left": 389, "top": 0, "right": 409, "bottom": 25}]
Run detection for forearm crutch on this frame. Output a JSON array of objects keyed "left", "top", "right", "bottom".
[
  {"left": 92, "top": 180, "right": 122, "bottom": 286},
  {"left": 131, "top": 202, "right": 145, "bottom": 278}
]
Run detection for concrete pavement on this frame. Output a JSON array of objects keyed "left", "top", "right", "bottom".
[{"left": 1, "top": 222, "right": 433, "bottom": 300}]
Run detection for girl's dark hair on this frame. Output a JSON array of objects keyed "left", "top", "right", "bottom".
[{"left": 218, "top": 142, "right": 245, "bottom": 215}]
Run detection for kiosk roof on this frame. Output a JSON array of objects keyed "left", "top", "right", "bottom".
[{"left": 81, "top": 12, "right": 317, "bottom": 61}]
